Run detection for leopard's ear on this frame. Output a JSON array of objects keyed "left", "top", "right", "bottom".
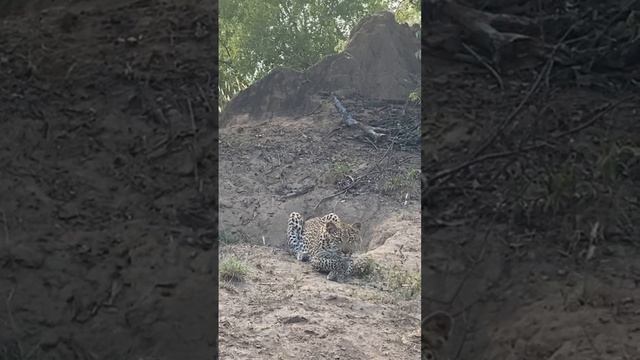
[
  {"left": 325, "top": 221, "right": 339, "bottom": 234},
  {"left": 351, "top": 222, "right": 362, "bottom": 231}
]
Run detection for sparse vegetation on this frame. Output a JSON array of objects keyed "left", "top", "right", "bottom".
[
  {"left": 325, "top": 160, "right": 355, "bottom": 185},
  {"left": 220, "top": 257, "right": 249, "bottom": 282},
  {"left": 355, "top": 257, "right": 420, "bottom": 299},
  {"left": 219, "top": 230, "right": 240, "bottom": 244},
  {"left": 385, "top": 266, "right": 420, "bottom": 299},
  {"left": 541, "top": 162, "right": 578, "bottom": 215},
  {"left": 354, "top": 256, "right": 381, "bottom": 278},
  {"left": 383, "top": 168, "right": 420, "bottom": 195},
  {"left": 408, "top": 86, "right": 421, "bottom": 104}
]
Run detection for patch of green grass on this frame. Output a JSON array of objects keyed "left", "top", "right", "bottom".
[
  {"left": 219, "top": 257, "right": 249, "bottom": 282},
  {"left": 542, "top": 164, "right": 577, "bottom": 215},
  {"left": 219, "top": 230, "right": 241, "bottom": 245},
  {"left": 382, "top": 168, "right": 420, "bottom": 195},
  {"left": 385, "top": 266, "right": 420, "bottom": 299},
  {"left": 408, "top": 86, "right": 421, "bottom": 104},
  {"left": 325, "top": 160, "right": 354, "bottom": 184}
]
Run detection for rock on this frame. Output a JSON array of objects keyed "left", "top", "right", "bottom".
[
  {"left": 280, "top": 315, "right": 308, "bottom": 324},
  {"left": 40, "top": 330, "right": 60, "bottom": 350}
]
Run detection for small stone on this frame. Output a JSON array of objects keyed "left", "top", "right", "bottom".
[
  {"left": 280, "top": 315, "right": 307, "bottom": 324},
  {"left": 557, "top": 269, "right": 567, "bottom": 276},
  {"left": 621, "top": 297, "right": 634, "bottom": 304},
  {"left": 40, "top": 330, "right": 60, "bottom": 349}
]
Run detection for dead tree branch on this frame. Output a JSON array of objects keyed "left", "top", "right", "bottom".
[{"left": 332, "top": 95, "right": 387, "bottom": 141}]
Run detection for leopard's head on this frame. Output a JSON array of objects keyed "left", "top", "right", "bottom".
[{"left": 325, "top": 220, "right": 362, "bottom": 254}]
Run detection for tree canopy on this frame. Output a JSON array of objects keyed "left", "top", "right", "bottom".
[{"left": 219, "top": 0, "right": 421, "bottom": 111}]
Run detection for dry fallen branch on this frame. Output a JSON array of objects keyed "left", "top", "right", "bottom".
[
  {"left": 332, "top": 95, "right": 387, "bottom": 141},
  {"left": 471, "top": 24, "right": 577, "bottom": 158},
  {"left": 428, "top": 95, "right": 633, "bottom": 188},
  {"left": 438, "top": 0, "right": 543, "bottom": 67},
  {"left": 279, "top": 185, "right": 315, "bottom": 201},
  {"left": 461, "top": 42, "right": 503, "bottom": 89}
]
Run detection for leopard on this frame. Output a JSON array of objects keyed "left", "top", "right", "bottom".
[
  {"left": 422, "top": 311, "right": 454, "bottom": 360},
  {"left": 287, "top": 212, "right": 362, "bottom": 282}
]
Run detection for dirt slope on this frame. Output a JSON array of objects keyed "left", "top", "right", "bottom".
[
  {"left": 423, "top": 1, "right": 640, "bottom": 358},
  {"left": 0, "top": 1, "right": 216, "bottom": 359},
  {"left": 218, "top": 12, "right": 422, "bottom": 359},
  {"left": 219, "top": 244, "right": 420, "bottom": 359},
  {"left": 219, "top": 98, "right": 422, "bottom": 359}
]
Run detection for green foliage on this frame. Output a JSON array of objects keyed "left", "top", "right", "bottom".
[
  {"left": 385, "top": 266, "right": 420, "bottom": 299},
  {"left": 220, "top": 257, "right": 249, "bottom": 282},
  {"left": 383, "top": 168, "right": 420, "bottom": 195},
  {"left": 355, "top": 257, "right": 420, "bottom": 299},
  {"left": 390, "top": 0, "right": 421, "bottom": 25},
  {"left": 219, "top": 0, "right": 420, "bottom": 112},
  {"left": 325, "top": 160, "right": 354, "bottom": 184},
  {"left": 542, "top": 163, "right": 577, "bottom": 214},
  {"left": 219, "top": 230, "right": 240, "bottom": 244},
  {"left": 408, "top": 86, "right": 421, "bottom": 104}
]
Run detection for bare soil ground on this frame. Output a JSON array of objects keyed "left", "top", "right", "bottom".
[
  {"left": 424, "top": 1, "right": 640, "bottom": 359},
  {"left": 0, "top": 1, "right": 217, "bottom": 359},
  {"left": 218, "top": 12, "right": 423, "bottom": 359},
  {"left": 219, "top": 101, "right": 422, "bottom": 359}
]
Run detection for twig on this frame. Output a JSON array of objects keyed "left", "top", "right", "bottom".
[
  {"left": 462, "top": 42, "right": 503, "bottom": 90},
  {"left": 6, "top": 287, "right": 17, "bottom": 330},
  {"left": 428, "top": 145, "right": 544, "bottom": 186},
  {"left": 472, "top": 23, "right": 577, "bottom": 158},
  {"left": 590, "top": 0, "right": 637, "bottom": 49},
  {"left": 430, "top": 94, "right": 631, "bottom": 188},
  {"left": 453, "top": 313, "right": 471, "bottom": 360},
  {"left": 1, "top": 210, "right": 8, "bottom": 248},
  {"left": 187, "top": 99, "right": 200, "bottom": 192},
  {"left": 196, "top": 84, "right": 214, "bottom": 114},
  {"left": 279, "top": 185, "right": 315, "bottom": 200},
  {"left": 549, "top": 95, "right": 635, "bottom": 139},
  {"left": 313, "top": 189, "right": 350, "bottom": 211},
  {"left": 6, "top": 286, "right": 24, "bottom": 356},
  {"left": 64, "top": 62, "right": 78, "bottom": 80}
]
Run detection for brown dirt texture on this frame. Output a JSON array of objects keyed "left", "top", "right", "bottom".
[
  {"left": 0, "top": 0, "right": 217, "bottom": 359},
  {"left": 219, "top": 12, "right": 422, "bottom": 360},
  {"left": 424, "top": 1, "right": 640, "bottom": 359}
]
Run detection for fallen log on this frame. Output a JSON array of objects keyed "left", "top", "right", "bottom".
[
  {"left": 427, "top": 0, "right": 545, "bottom": 68},
  {"left": 331, "top": 95, "right": 387, "bottom": 141}
]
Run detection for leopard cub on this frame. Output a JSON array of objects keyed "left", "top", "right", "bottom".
[{"left": 287, "top": 212, "right": 361, "bottom": 281}]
